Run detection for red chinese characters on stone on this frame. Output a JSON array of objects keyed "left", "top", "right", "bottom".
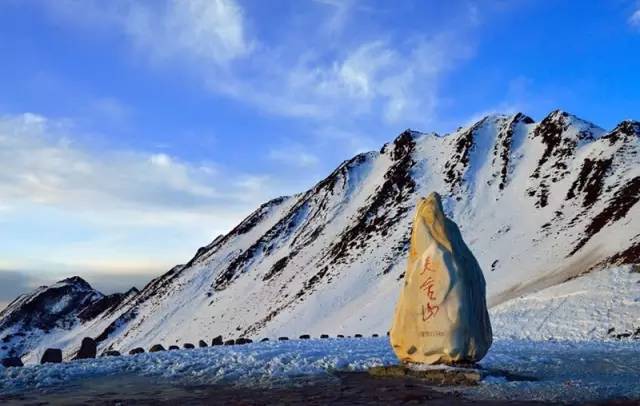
[
  {"left": 419, "top": 256, "right": 440, "bottom": 322},
  {"left": 420, "top": 277, "right": 436, "bottom": 301},
  {"left": 422, "top": 302, "right": 440, "bottom": 322}
]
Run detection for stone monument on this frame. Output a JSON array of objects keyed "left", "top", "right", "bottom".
[{"left": 389, "top": 192, "right": 492, "bottom": 366}]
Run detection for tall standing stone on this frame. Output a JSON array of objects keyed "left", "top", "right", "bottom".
[{"left": 390, "top": 192, "right": 492, "bottom": 365}]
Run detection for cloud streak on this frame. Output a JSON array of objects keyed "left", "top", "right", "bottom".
[{"left": 0, "top": 112, "right": 280, "bottom": 277}]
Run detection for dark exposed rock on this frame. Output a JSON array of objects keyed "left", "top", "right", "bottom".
[
  {"left": 73, "top": 337, "right": 97, "bottom": 360},
  {"left": 41, "top": 348, "right": 62, "bottom": 364},
  {"left": 149, "top": 344, "right": 165, "bottom": 352},
  {"left": 320, "top": 334, "right": 329, "bottom": 339},
  {"left": 571, "top": 177, "right": 640, "bottom": 255},
  {"left": 211, "top": 335, "right": 223, "bottom": 346},
  {"left": 2, "top": 357, "right": 23, "bottom": 368},
  {"left": 337, "top": 335, "right": 344, "bottom": 338},
  {"left": 183, "top": 343, "right": 195, "bottom": 349},
  {"left": 77, "top": 289, "right": 138, "bottom": 322},
  {"left": 566, "top": 158, "right": 613, "bottom": 208},
  {"left": 235, "top": 338, "right": 252, "bottom": 345},
  {"left": 198, "top": 340, "right": 208, "bottom": 348},
  {"left": 224, "top": 339, "right": 235, "bottom": 345},
  {"left": 299, "top": 334, "right": 311, "bottom": 339},
  {"left": 372, "top": 334, "right": 379, "bottom": 338},
  {"left": 490, "top": 113, "right": 535, "bottom": 191},
  {"left": 606, "top": 242, "right": 640, "bottom": 266},
  {"left": 129, "top": 347, "right": 144, "bottom": 355},
  {"left": 168, "top": 346, "right": 179, "bottom": 351},
  {"left": 101, "top": 350, "right": 121, "bottom": 357},
  {"left": 354, "top": 334, "right": 362, "bottom": 338},
  {"left": 260, "top": 338, "right": 269, "bottom": 342},
  {"left": 0, "top": 277, "right": 102, "bottom": 335},
  {"left": 278, "top": 337, "right": 289, "bottom": 341}
]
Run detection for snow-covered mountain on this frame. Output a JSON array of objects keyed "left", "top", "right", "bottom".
[{"left": 2, "top": 110, "right": 639, "bottom": 362}]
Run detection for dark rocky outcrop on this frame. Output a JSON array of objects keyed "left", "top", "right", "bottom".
[
  {"left": 198, "top": 340, "right": 208, "bottom": 348},
  {"left": 278, "top": 337, "right": 289, "bottom": 341},
  {"left": 183, "top": 343, "right": 195, "bottom": 349},
  {"left": 211, "top": 335, "right": 223, "bottom": 346},
  {"left": 149, "top": 344, "right": 165, "bottom": 352},
  {"left": 224, "top": 339, "right": 235, "bottom": 345},
  {"left": 73, "top": 337, "right": 96, "bottom": 360},
  {"left": 41, "top": 348, "right": 62, "bottom": 364},
  {"left": 299, "top": 334, "right": 310, "bottom": 339},
  {"left": 260, "top": 338, "right": 269, "bottom": 342},
  {"left": 129, "top": 347, "right": 144, "bottom": 355},
  {"left": 354, "top": 334, "right": 362, "bottom": 338},
  {"left": 320, "top": 334, "right": 329, "bottom": 339},
  {"left": 101, "top": 350, "right": 120, "bottom": 357},
  {"left": 169, "top": 345, "right": 179, "bottom": 350},
  {"left": 337, "top": 335, "right": 344, "bottom": 338},
  {"left": 2, "top": 356, "right": 23, "bottom": 367}
]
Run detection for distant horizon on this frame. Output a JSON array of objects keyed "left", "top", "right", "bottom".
[{"left": 1, "top": 0, "right": 639, "bottom": 308}]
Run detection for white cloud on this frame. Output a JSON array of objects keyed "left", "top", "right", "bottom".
[
  {"left": 630, "top": 8, "right": 640, "bottom": 29},
  {"left": 125, "top": 0, "right": 252, "bottom": 65},
  {"left": 46, "top": 0, "right": 251, "bottom": 66},
  {"left": 0, "top": 112, "right": 282, "bottom": 273},
  {"left": 43, "top": 0, "right": 475, "bottom": 131}
]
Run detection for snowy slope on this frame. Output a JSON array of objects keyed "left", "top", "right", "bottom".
[
  {"left": 492, "top": 265, "right": 640, "bottom": 341},
  {"left": 2, "top": 110, "right": 639, "bottom": 361}
]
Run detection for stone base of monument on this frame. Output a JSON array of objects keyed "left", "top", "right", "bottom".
[{"left": 368, "top": 363, "right": 484, "bottom": 386}]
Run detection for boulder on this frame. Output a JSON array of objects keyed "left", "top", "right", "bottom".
[
  {"left": 278, "top": 337, "right": 289, "bottom": 341},
  {"left": 236, "top": 338, "right": 252, "bottom": 345},
  {"left": 337, "top": 335, "right": 344, "bottom": 338},
  {"left": 354, "top": 334, "right": 362, "bottom": 338},
  {"left": 211, "top": 335, "right": 224, "bottom": 346},
  {"left": 101, "top": 350, "right": 121, "bottom": 357},
  {"left": 299, "top": 334, "right": 311, "bottom": 339},
  {"left": 320, "top": 334, "right": 329, "bottom": 339},
  {"left": 74, "top": 337, "right": 97, "bottom": 360},
  {"left": 149, "top": 344, "right": 165, "bottom": 352},
  {"left": 183, "top": 343, "right": 195, "bottom": 349},
  {"left": 390, "top": 192, "right": 492, "bottom": 365},
  {"left": 260, "top": 338, "right": 269, "bottom": 342},
  {"left": 198, "top": 340, "right": 208, "bottom": 348},
  {"left": 372, "top": 334, "right": 379, "bottom": 338},
  {"left": 129, "top": 347, "right": 145, "bottom": 355},
  {"left": 169, "top": 345, "right": 179, "bottom": 351},
  {"left": 41, "top": 348, "right": 62, "bottom": 364},
  {"left": 2, "top": 357, "right": 23, "bottom": 368},
  {"left": 224, "top": 339, "right": 235, "bottom": 345}
]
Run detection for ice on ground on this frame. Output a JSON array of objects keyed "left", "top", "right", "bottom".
[{"left": 1, "top": 338, "right": 639, "bottom": 403}]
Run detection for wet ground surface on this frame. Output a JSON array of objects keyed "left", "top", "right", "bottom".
[
  {"left": 1, "top": 371, "right": 637, "bottom": 406},
  {"left": 0, "top": 372, "right": 536, "bottom": 405}
]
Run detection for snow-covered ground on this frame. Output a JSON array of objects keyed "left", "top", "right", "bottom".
[
  {"left": 1, "top": 338, "right": 639, "bottom": 403},
  {"left": 491, "top": 266, "right": 640, "bottom": 341}
]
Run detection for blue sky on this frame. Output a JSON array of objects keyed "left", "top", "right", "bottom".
[{"left": 0, "top": 0, "right": 639, "bottom": 304}]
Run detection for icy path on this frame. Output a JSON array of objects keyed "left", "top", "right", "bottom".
[{"left": 1, "top": 338, "right": 639, "bottom": 402}]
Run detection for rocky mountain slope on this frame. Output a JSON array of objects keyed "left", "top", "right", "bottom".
[{"left": 2, "top": 110, "right": 639, "bottom": 362}]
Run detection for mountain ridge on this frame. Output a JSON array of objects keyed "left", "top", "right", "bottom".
[{"left": 2, "top": 110, "right": 639, "bottom": 363}]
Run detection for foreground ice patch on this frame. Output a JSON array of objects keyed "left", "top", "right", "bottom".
[{"left": 1, "top": 338, "right": 639, "bottom": 402}]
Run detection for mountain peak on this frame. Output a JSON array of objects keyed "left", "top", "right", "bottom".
[{"left": 57, "top": 276, "right": 92, "bottom": 289}]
